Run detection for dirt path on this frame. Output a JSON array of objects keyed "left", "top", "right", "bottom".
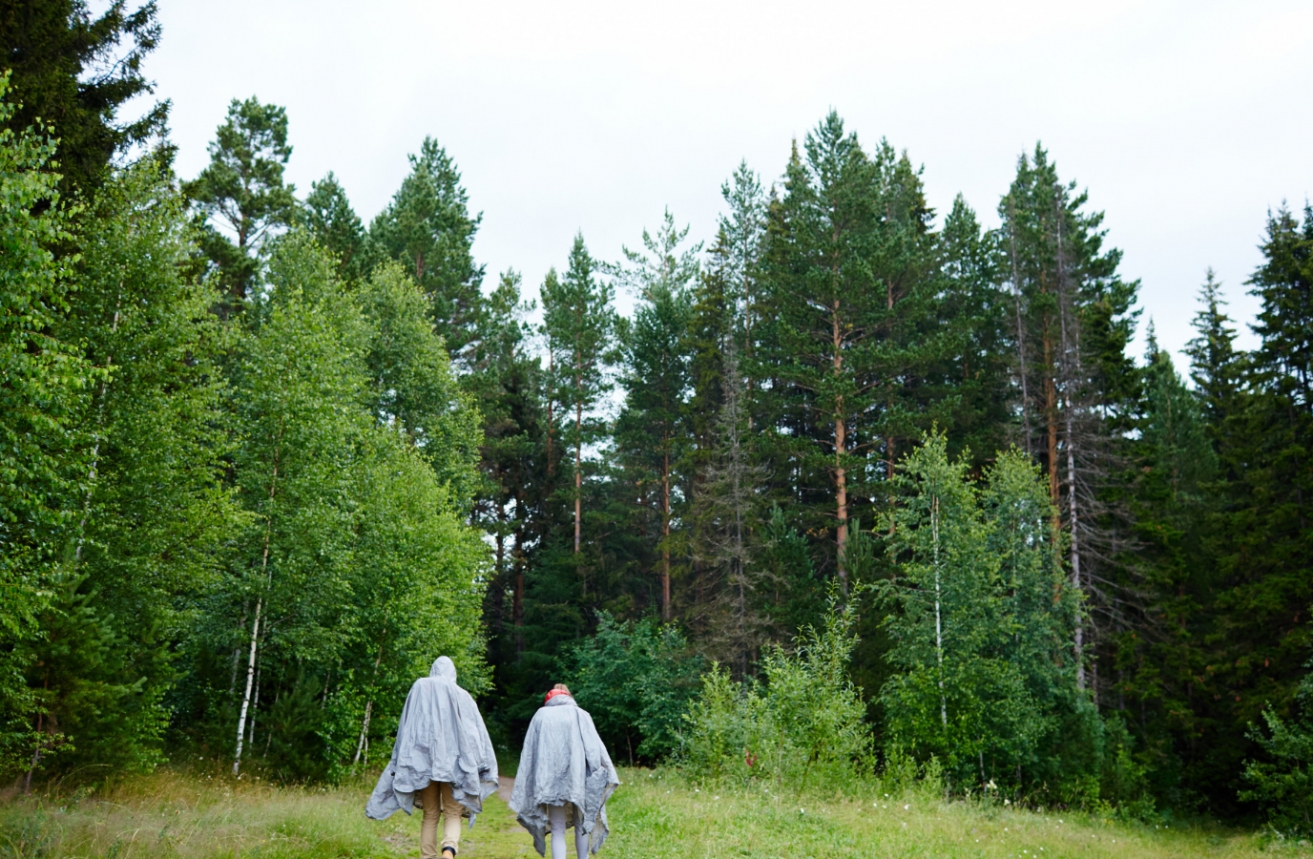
[{"left": 497, "top": 775, "right": 514, "bottom": 804}]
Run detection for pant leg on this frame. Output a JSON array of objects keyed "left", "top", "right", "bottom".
[
  {"left": 419, "top": 782, "right": 441, "bottom": 859},
  {"left": 438, "top": 782, "right": 462, "bottom": 852},
  {"left": 548, "top": 805, "right": 568, "bottom": 859},
  {"left": 575, "top": 821, "right": 589, "bottom": 857}
]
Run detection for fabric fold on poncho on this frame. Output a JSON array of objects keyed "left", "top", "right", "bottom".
[
  {"left": 365, "top": 657, "right": 498, "bottom": 821},
  {"left": 508, "top": 695, "right": 620, "bottom": 856}
]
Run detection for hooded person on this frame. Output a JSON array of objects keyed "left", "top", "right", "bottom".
[
  {"left": 509, "top": 684, "right": 620, "bottom": 858},
  {"left": 366, "top": 656, "right": 498, "bottom": 859}
]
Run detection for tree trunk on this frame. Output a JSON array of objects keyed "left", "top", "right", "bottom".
[
  {"left": 235, "top": 449, "right": 281, "bottom": 776},
  {"left": 233, "top": 595, "right": 262, "bottom": 775},
  {"left": 1055, "top": 211, "right": 1086, "bottom": 692},
  {"left": 1007, "top": 199, "right": 1033, "bottom": 458},
  {"left": 661, "top": 443, "right": 671, "bottom": 621},
  {"left": 513, "top": 492, "right": 525, "bottom": 655},
  {"left": 574, "top": 402, "right": 583, "bottom": 556},
  {"left": 933, "top": 496, "right": 947, "bottom": 727},
  {"left": 1043, "top": 324, "right": 1060, "bottom": 531},
  {"left": 546, "top": 354, "right": 555, "bottom": 477},
  {"left": 832, "top": 299, "right": 848, "bottom": 584}
]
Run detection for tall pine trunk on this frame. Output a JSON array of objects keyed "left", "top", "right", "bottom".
[
  {"left": 832, "top": 299, "right": 848, "bottom": 583},
  {"left": 661, "top": 443, "right": 671, "bottom": 620}
]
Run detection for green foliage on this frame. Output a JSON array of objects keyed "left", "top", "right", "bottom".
[
  {"left": 28, "top": 155, "right": 242, "bottom": 781},
  {"left": 0, "top": 0, "right": 167, "bottom": 198},
  {"left": 879, "top": 433, "right": 1106, "bottom": 801},
  {"left": 302, "top": 172, "right": 369, "bottom": 283},
  {"left": 0, "top": 72, "right": 91, "bottom": 776},
  {"left": 369, "top": 137, "right": 484, "bottom": 360},
  {"left": 173, "top": 233, "right": 488, "bottom": 781},
  {"left": 355, "top": 261, "right": 482, "bottom": 504},
  {"left": 563, "top": 612, "right": 703, "bottom": 764},
  {"left": 1241, "top": 668, "right": 1313, "bottom": 837},
  {"left": 184, "top": 97, "right": 297, "bottom": 311},
  {"left": 682, "top": 591, "right": 873, "bottom": 790}
]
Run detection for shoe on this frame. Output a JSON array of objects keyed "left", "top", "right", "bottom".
[{"left": 441, "top": 848, "right": 457, "bottom": 858}]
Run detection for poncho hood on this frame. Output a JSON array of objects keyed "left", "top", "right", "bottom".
[
  {"left": 365, "top": 657, "right": 498, "bottom": 821},
  {"left": 509, "top": 695, "right": 619, "bottom": 856}
]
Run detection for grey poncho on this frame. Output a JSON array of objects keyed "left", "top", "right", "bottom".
[
  {"left": 365, "top": 657, "right": 498, "bottom": 821},
  {"left": 509, "top": 694, "right": 620, "bottom": 856}
]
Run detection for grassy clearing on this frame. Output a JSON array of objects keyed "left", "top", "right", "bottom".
[{"left": 1, "top": 768, "right": 1304, "bottom": 859}]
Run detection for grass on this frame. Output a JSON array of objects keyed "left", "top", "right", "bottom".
[{"left": 2, "top": 767, "right": 1306, "bottom": 859}]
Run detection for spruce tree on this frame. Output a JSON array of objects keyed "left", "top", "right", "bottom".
[
  {"left": 0, "top": 0, "right": 167, "bottom": 198},
  {"left": 303, "top": 172, "right": 370, "bottom": 282}
]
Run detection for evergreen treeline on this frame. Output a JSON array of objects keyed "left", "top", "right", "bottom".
[{"left": 3, "top": 1, "right": 1311, "bottom": 831}]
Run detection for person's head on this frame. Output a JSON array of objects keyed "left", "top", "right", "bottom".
[
  {"left": 544, "top": 683, "right": 571, "bottom": 704},
  {"left": 430, "top": 656, "right": 457, "bottom": 681}
]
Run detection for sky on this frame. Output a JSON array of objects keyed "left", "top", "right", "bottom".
[{"left": 143, "top": 0, "right": 1312, "bottom": 365}]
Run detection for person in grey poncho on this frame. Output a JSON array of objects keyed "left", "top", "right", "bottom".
[
  {"left": 366, "top": 657, "right": 498, "bottom": 859},
  {"left": 509, "top": 684, "right": 620, "bottom": 858}
]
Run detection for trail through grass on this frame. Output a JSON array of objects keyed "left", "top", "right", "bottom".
[{"left": 1, "top": 768, "right": 1304, "bottom": 859}]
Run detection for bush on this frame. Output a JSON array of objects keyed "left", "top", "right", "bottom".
[
  {"left": 681, "top": 590, "right": 873, "bottom": 790},
  {"left": 1241, "top": 669, "right": 1313, "bottom": 837},
  {"left": 563, "top": 612, "right": 703, "bottom": 764}
]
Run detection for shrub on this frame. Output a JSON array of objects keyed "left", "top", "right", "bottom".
[
  {"left": 1241, "top": 668, "right": 1313, "bottom": 837},
  {"left": 681, "top": 590, "right": 873, "bottom": 790},
  {"left": 564, "top": 612, "right": 703, "bottom": 764}
]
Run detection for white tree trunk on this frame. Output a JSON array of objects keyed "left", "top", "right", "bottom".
[
  {"left": 933, "top": 496, "right": 947, "bottom": 728},
  {"left": 233, "top": 596, "right": 262, "bottom": 775}
]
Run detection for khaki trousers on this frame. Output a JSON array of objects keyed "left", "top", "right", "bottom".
[{"left": 418, "top": 781, "right": 463, "bottom": 857}]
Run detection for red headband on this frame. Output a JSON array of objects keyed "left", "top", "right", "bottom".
[{"left": 544, "top": 689, "right": 570, "bottom": 704}]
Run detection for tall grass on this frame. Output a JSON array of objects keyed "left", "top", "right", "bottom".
[{"left": 1, "top": 768, "right": 1299, "bottom": 859}]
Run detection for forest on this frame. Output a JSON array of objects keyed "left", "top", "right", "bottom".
[{"left": 2, "top": 0, "right": 1311, "bottom": 838}]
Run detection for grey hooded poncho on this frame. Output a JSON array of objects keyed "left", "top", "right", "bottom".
[
  {"left": 365, "top": 657, "right": 498, "bottom": 821},
  {"left": 509, "top": 694, "right": 619, "bottom": 856}
]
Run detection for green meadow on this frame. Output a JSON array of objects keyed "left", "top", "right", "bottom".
[{"left": 2, "top": 769, "right": 1297, "bottom": 859}]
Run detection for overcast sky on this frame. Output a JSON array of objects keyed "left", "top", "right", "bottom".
[{"left": 145, "top": 0, "right": 1312, "bottom": 365}]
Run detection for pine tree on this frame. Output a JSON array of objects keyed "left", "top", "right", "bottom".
[
  {"left": 369, "top": 137, "right": 484, "bottom": 363},
  {"left": 756, "top": 113, "right": 939, "bottom": 582},
  {"left": 612, "top": 209, "right": 700, "bottom": 619},
  {"left": 541, "top": 235, "right": 616, "bottom": 581},
  {"left": 185, "top": 97, "right": 297, "bottom": 313}
]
